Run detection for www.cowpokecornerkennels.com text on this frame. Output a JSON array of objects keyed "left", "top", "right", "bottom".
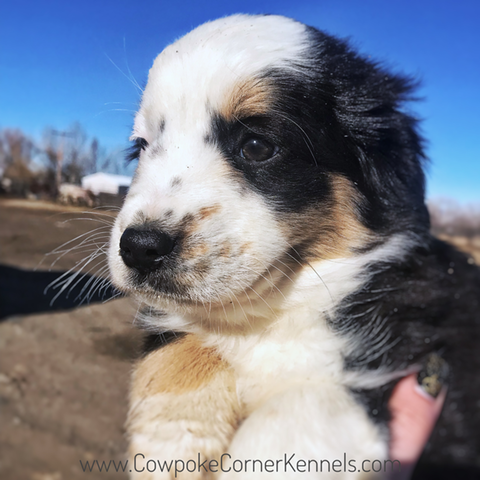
[{"left": 80, "top": 452, "right": 401, "bottom": 476}]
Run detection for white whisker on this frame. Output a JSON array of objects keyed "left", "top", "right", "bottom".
[{"left": 104, "top": 51, "right": 143, "bottom": 94}]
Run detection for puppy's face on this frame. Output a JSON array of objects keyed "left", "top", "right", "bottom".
[{"left": 109, "top": 15, "right": 425, "bottom": 329}]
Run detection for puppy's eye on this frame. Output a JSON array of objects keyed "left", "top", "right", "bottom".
[
  {"left": 126, "top": 137, "right": 149, "bottom": 163},
  {"left": 240, "top": 137, "right": 277, "bottom": 162}
]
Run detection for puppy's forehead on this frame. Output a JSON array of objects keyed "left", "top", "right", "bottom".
[{"left": 133, "top": 15, "right": 309, "bottom": 137}]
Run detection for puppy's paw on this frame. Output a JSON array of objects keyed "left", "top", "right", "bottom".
[{"left": 127, "top": 335, "right": 239, "bottom": 479}]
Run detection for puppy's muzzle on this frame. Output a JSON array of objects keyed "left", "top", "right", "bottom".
[{"left": 119, "top": 227, "right": 175, "bottom": 273}]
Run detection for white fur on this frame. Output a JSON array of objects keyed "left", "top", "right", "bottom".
[
  {"left": 108, "top": 15, "right": 415, "bottom": 479},
  {"left": 130, "top": 14, "right": 309, "bottom": 143},
  {"left": 219, "top": 384, "right": 387, "bottom": 479}
]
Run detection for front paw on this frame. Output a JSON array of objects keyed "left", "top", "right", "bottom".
[{"left": 127, "top": 335, "right": 240, "bottom": 479}]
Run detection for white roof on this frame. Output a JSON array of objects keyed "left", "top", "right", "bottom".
[
  {"left": 81, "top": 172, "right": 132, "bottom": 195},
  {"left": 82, "top": 172, "right": 132, "bottom": 186}
]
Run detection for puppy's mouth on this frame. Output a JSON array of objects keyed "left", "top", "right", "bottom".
[{"left": 115, "top": 223, "right": 271, "bottom": 306}]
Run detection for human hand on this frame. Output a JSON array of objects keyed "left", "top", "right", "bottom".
[{"left": 389, "top": 369, "right": 446, "bottom": 479}]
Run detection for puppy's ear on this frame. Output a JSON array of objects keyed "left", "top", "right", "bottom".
[
  {"left": 345, "top": 74, "right": 425, "bottom": 197},
  {"left": 345, "top": 72, "right": 429, "bottom": 232},
  {"left": 308, "top": 27, "right": 429, "bottom": 232}
]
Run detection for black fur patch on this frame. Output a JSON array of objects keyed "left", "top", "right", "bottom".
[{"left": 337, "top": 238, "right": 480, "bottom": 467}]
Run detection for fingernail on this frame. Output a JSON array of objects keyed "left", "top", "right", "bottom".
[{"left": 417, "top": 353, "right": 448, "bottom": 398}]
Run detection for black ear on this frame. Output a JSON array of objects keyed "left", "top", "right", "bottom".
[{"left": 306, "top": 26, "right": 430, "bottom": 234}]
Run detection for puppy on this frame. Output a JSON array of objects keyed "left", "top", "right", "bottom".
[{"left": 108, "top": 14, "right": 480, "bottom": 479}]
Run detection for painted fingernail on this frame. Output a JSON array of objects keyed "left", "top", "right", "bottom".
[{"left": 417, "top": 353, "right": 448, "bottom": 398}]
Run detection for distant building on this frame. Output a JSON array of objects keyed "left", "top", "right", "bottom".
[{"left": 81, "top": 172, "right": 132, "bottom": 196}]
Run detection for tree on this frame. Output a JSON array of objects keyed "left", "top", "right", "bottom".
[
  {"left": 42, "top": 123, "right": 96, "bottom": 192},
  {"left": 0, "top": 123, "right": 125, "bottom": 198},
  {"left": 0, "top": 129, "right": 35, "bottom": 195}
]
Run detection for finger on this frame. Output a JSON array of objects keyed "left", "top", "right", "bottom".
[
  {"left": 390, "top": 374, "right": 446, "bottom": 461},
  {"left": 388, "top": 373, "right": 446, "bottom": 479}
]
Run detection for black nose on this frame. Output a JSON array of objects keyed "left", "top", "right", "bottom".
[{"left": 119, "top": 227, "right": 175, "bottom": 273}]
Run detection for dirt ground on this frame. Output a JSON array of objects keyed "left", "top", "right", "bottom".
[
  {"left": 0, "top": 198, "right": 479, "bottom": 480},
  {"left": 0, "top": 199, "right": 142, "bottom": 480}
]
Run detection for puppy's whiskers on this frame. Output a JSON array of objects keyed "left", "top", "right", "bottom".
[
  {"left": 282, "top": 240, "right": 333, "bottom": 302},
  {"left": 104, "top": 50, "right": 143, "bottom": 94}
]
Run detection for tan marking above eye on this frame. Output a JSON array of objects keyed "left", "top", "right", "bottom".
[{"left": 221, "top": 77, "right": 273, "bottom": 121}]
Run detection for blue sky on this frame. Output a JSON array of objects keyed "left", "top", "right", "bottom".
[{"left": 1, "top": 0, "right": 479, "bottom": 201}]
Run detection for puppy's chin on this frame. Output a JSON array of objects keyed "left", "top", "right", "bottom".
[
  {"left": 113, "top": 268, "right": 271, "bottom": 312},
  {"left": 109, "top": 253, "right": 298, "bottom": 333}
]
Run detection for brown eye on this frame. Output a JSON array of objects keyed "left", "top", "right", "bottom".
[{"left": 240, "top": 137, "right": 277, "bottom": 162}]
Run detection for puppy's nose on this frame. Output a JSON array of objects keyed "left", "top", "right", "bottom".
[{"left": 119, "top": 227, "right": 175, "bottom": 272}]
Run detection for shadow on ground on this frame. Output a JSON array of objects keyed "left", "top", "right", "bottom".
[{"left": 0, "top": 264, "right": 120, "bottom": 320}]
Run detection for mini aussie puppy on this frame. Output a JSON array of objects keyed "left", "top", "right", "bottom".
[{"left": 108, "top": 14, "right": 480, "bottom": 479}]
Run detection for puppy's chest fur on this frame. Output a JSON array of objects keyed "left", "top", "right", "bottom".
[
  {"left": 139, "top": 236, "right": 407, "bottom": 412},
  {"left": 206, "top": 305, "right": 347, "bottom": 416},
  {"left": 138, "top": 235, "right": 412, "bottom": 424}
]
